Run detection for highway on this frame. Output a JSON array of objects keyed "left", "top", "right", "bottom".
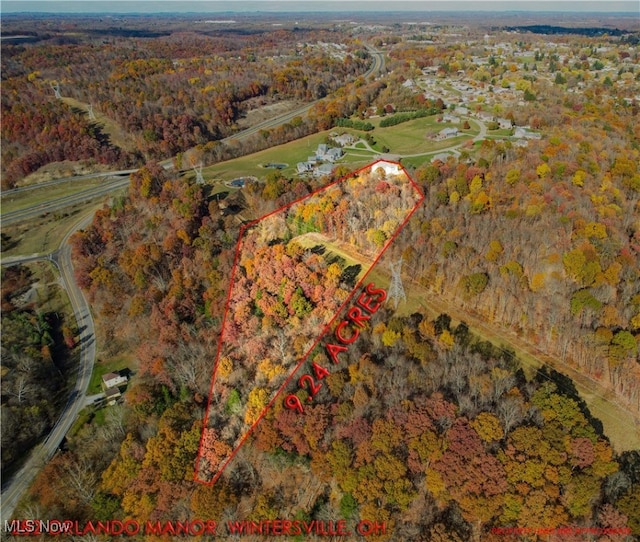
[
  {"left": 1, "top": 212, "right": 97, "bottom": 522},
  {"left": 2, "top": 170, "right": 136, "bottom": 197},
  {"left": 0, "top": 47, "right": 386, "bottom": 520},
  {"left": 219, "top": 46, "right": 385, "bottom": 143},
  {"left": 1, "top": 177, "right": 130, "bottom": 227},
  {"left": 1, "top": 46, "right": 385, "bottom": 227}
]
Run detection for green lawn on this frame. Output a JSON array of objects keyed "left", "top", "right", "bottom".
[
  {"left": 487, "top": 128, "right": 514, "bottom": 137},
  {"left": 365, "top": 116, "right": 476, "bottom": 156},
  {"left": 87, "top": 357, "right": 131, "bottom": 395},
  {"left": 205, "top": 131, "right": 334, "bottom": 181},
  {"left": 1, "top": 177, "right": 107, "bottom": 214},
  {"left": 205, "top": 129, "right": 374, "bottom": 182},
  {"left": 204, "top": 116, "right": 478, "bottom": 182},
  {"left": 1, "top": 199, "right": 113, "bottom": 258}
]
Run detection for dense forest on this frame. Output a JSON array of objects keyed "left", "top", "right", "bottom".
[
  {"left": 1, "top": 18, "right": 371, "bottom": 188},
  {"left": 3, "top": 13, "right": 639, "bottom": 542},
  {"left": 197, "top": 163, "right": 422, "bottom": 482},
  {"left": 1, "top": 265, "right": 77, "bottom": 479},
  {"left": 8, "top": 150, "right": 628, "bottom": 539},
  {"left": 376, "top": 35, "right": 640, "bottom": 416}
]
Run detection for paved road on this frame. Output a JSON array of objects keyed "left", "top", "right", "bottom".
[
  {"left": 218, "top": 45, "right": 384, "bottom": 144},
  {"left": 0, "top": 212, "right": 97, "bottom": 522},
  {"left": 1, "top": 177, "right": 130, "bottom": 227},
  {"left": 1, "top": 46, "right": 386, "bottom": 222},
  {"left": 0, "top": 48, "right": 387, "bottom": 518},
  {"left": 2, "top": 170, "right": 136, "bottom": 197}
]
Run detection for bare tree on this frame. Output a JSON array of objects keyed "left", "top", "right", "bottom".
[
  {"left": 63, "top": 456, "right": 98, "bottom": 505},
  {"left": 8, "top": 375, "right": 34, "bottom": 404},
  {"left": 497, "top": 395, "right": 524, "bottom": 438}
]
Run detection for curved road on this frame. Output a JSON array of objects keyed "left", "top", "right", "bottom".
[
  {"left": 0, "top": 212, "right": 96, "bottom": 522},
  {"left": 1, "top": 45, "right": 386, "bottom": 226},
  {"left": 0, "top": 47, "right": 386, "bottom": 521},
  {"left": 1, "top": 177, "right": 130, "bottom": 227}
]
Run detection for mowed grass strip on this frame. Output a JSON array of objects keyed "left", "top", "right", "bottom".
[
  {"left": 2, "top": 199, "right": 112, "bottom": 258},
  {"left": 61, "top": 97, "right": 138, "bottom": 153},
  {"left": 1, "top": 177, "right": 108, "bottom": 215},
  {"left": 366, "top": 114, "right": 477, "bottom": 155},
  {"left": 205, "top": 129, "right": 376, "bottom": 181}
]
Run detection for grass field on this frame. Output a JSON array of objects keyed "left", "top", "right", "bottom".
[
  {"left": 205, "top": 116, "right": 476, "bottom": 183},
  {"left": 2, "top": 199, "right": 113, "bottom": 258},
  {"left": 1, "top": 177, "right": 107, "bottom": 214},
  {"left": 87, "top": 356, "right": 131, "bottom": 395},
  {"left": 23, "top": 260, "right": 73, "bottom": 315},
  {"left": 205, "top": 129, "right": 376, "bottom": 182},
  {"left": 365, "top": 115, "right": 477, "bottom": 155}
]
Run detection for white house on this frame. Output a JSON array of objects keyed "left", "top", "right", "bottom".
[
  {"left": 373, "top": 160, "right": 400, "bottom": 176},
  {"left": 332, "top": 133, "right": 355, "bottom": 146},
  {"left": 102, "top": 372, "right": 127, "bottom": 390},
  {"left": 325, "top": 147, "right": 344, "bottom": 162}
]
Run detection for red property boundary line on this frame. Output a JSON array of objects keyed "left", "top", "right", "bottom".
[{"left": 195, "top": 159, "right": 425, "bottom": 485}]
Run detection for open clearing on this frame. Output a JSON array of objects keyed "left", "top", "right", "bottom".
[
  {"left": 1, "top": 198, "right": 114, "bottom": 258},
  {"left": 366, "top": 115, "right": 477, "bottom": 155},
  {"left": 206, "top": 115, "right": 479, "bottom": 183},
  {"left": 61, "top": 96, "right": 138, "bottom": 153},
  {"left": 2, "top": 177, "right": 108, "bottom": 214},
  {"left": 307, "top": 235, "right": 640, "bottom": 453}
]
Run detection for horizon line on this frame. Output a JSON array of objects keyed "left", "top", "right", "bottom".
[{"left": 2, "top": 1, "right": 639, "bottom": 16}]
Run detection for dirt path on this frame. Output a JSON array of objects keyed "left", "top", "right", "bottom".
[
  {"left": 298, "top": 233, "right": 640, "bottom": 452},
  {"left": 409, "top": 288, "right": 640, "bottom": 452}
]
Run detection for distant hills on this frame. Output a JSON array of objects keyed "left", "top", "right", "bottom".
[{"left": 503, "top": 24, "right": 631, "bottom": 36}]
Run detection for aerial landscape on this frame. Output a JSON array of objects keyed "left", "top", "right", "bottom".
[{"left": 1, "top": 0, "right": 639, "bottom": 540}]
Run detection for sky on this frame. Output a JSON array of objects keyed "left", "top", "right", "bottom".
[{"left": 2, "top": 1, "right": 638, "bottom": 14}]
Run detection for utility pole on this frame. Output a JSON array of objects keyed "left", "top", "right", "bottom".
[
  {"left": 50, "top": 82, "right": 61, "bottom": 99},
  {"left": 193, "top": 162, "right": 205, "bottom": 185},
  {"left": 87, "top": 104, "right": 96, "bottom": 120},
  {"left": 387, "top": 258, "right": 407, "bottom": 309}
]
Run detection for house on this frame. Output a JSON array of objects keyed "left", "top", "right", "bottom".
[
  {"left": 297, "top": 162, "right": 314, "bottom": 174},
  {"left": 437, "top": 127, "right": 459, "bottom": 140},
  {"left": 102, "top": 372, "right": 127, "bottom": 390},
  {"left": 373, "top": 161, "right": 401, "bottom": 176},
  {"left": 325, "top": 147, "right": 344, "bottom": 162},
  {"left": 105, "top": 387, "right": 122, "bottom": 406},
  {"left": 332, "top": 133, "right": 355, "bottom": 147},
  {"left": 476, "top": 112, "right": 494, "bottom": 123},
  {"left": 442, "top": 113, "right": 460, "bottom": 124},
  {"left": 514, "top": 127, "right": 541, "bottom": 140},
  {"left": 314, "top": 144, "right": 343, "bottom": 162},
  {"left": 315, "top": 144, "right": 329, "bottom": 160},
  {"left": 497, "top": 117, "right": 513, "bottom": 129}
]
